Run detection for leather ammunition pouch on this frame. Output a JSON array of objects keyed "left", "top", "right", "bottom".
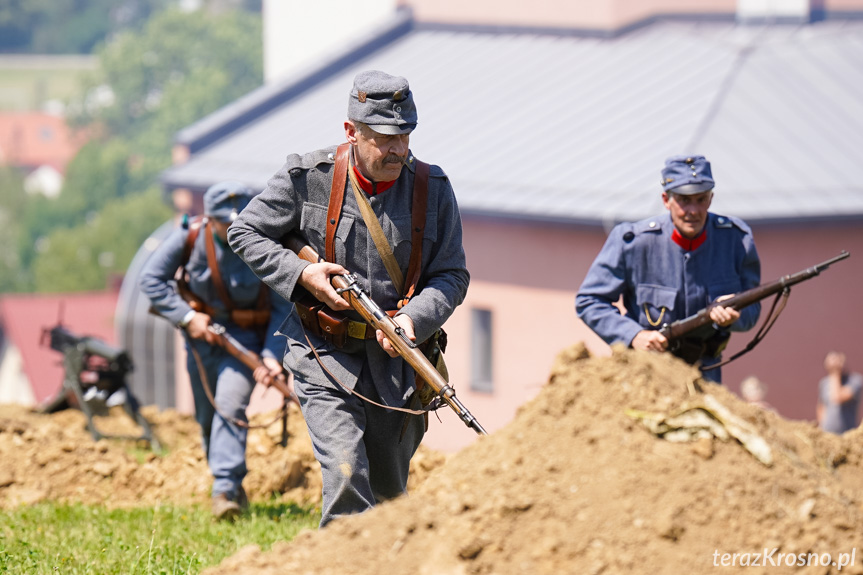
[
  {"left": 416, "top": 328, "right": 448, "bottom": 407},
  {"left": 230, "top": 309, "right": 271, "bottom": 330},
  {"left": 669, "top": 331, "right": 730, "bottom": 366},
  {"left": 180, "top": 284, "right": 270, "bottom": 329},
  {"left": 296, "top": 295, "right": 376, "bottom": 348}
]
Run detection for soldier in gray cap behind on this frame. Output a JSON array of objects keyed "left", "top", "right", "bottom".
[
  {"left": 576, "top": 155, "right": 761, "bottom": 383},
  {"left": 228, "top": 70, "right": 470, "bottom": 527},
  {"left": 140, "top": 181, "right": 292, "bottom": 520}
]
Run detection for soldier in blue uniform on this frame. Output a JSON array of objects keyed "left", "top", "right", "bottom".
[
  {"left": 576, "top": 155, "right": 761, "bottom": 383},
  {"left": 139, "top": 182, "right": 292, "bottom": 520},
  {"left": 228, "top": 71, "right": 470, "bottom": 527}
]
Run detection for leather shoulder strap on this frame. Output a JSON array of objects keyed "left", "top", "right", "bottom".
[
  {"left": 325, "top": 143, "right": 350, "bottom": 263},
  {"left": 399, "top": 159, "right": 430, "bottom": 307},
  {"left": 176, "top": 215, "right": 206, "bottom": 286},
  {"left": 181, "top": 216, "right": 205, "bottom": 269},
  {"left": 204, "top": 219, "right": 235, "bottom": 311}
]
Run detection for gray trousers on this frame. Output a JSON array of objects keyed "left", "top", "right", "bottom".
[
  {"left": 185, "top": 335, "right": 256, "bottom": 500},
  {"left": 295, "top": 361, "right": 425, "bottom": 528}
]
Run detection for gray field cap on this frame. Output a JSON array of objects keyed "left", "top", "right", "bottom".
[
  {"left": 348, "top": 70, "right": 417, "bottom": 135},
  {"left": 661, "top": 155, "right": 715, "bottom": 195},
  {"left": 204, "top": 181, "right": 255, "bottom": 222}
]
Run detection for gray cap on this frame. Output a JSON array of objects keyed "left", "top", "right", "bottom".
[
  {"left": 661, "top": 155, "right": 715, "bottom": 195},
  {"left": 203, "top": 181, "right": 254, "bottom": 223},
  {"left": 347, "top": 70, "right": 417, "bottom": 135}
]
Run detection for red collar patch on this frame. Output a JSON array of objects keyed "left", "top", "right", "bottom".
[
  {"left": 671, "top": 228, "right": 707, "bottom": 251},
  {"left": 351, "top": 164, "right": 396, "bottom": 196}
]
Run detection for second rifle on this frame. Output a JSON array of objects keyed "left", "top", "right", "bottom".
[{"left": 659, "top": 250, "right": 850, "bottom": 365}]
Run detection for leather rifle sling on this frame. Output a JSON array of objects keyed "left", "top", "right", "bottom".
[
  {"left": 325, "top": 143, "right": 351, "bottom": 263},
  {"left": 348, "top": 164, "right": 405, "bottom": 295},
  {"left": 400, "top": 159, "right": 429, "bottom": 307},
  {"left": 177, "top": 216, "right": 205, "bottom": 286},
  {"left": 204, "top": 219, "right": 235, "bottom": 312}
]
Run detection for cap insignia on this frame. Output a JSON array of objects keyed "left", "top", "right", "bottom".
[{"left": 358, "top": 91, "right": 367, "bottom": 103}]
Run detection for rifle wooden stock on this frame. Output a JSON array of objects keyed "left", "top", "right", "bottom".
[
  {"left": 207, "top": 323, "right": 298, "bottom": 405},
  {"left": 285, "top": 233, "right": 488, "bottom": 436},
  {"left": 659, "top": 251, "right": 850, "bottom": 341},
  {"left": 149, "top": 307, "right": 297, "bottom": 405}
]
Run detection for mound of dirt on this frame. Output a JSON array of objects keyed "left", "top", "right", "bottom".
[
  {"left": 0, "top": 400, "right": 445, "bottom": 510},
  {"left": 201, "top": 345, "right": 863, "bottom": 575}
]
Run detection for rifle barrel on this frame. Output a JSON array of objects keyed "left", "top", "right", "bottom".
[{"left": 660, "top": 251, "right": 850, "bottom": 341}]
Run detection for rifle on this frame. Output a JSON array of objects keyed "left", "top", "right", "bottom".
[
  {"left": 659, "top": 251, "right": 850, "bottom": 366},
  {"left": 284, "top": 234, "right": 488, "bottom": 436},
  {"left": 206, "top": 322, "right": 298, "bottom": 406},
  {"left": 150, "top": 308, "right": 299, "bottom": 446}
]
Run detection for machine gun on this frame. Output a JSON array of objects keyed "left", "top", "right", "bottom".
[
  {"left": 40, "top": 308, "right": 160, "bottom": 450},
  {"left": 659, "top": 251, "right": 851, "bottom": 367}
]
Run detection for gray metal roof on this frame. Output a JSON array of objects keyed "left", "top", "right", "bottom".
[{"left": 161, "top": 17, "right": 863, "bottom": 226}]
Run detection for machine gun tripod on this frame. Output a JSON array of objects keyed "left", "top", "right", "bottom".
[{"left": 39, "top": 320, "right": 160, "bottom": 450}]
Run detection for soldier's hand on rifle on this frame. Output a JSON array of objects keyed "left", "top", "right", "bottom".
[
  {"left": 187, "top": 312, "right": 221, "bottom": 345},
  {"left": 709, "top": 294, "right": 741, "bottom": 327},
  {"left": 378, "top": 314, "right": 415, "bottom": 358},
  {"left": 632, "top": 329, "right": 668, "bottom": 352},
  {"left": 254, "top": 356, "right": 287, "bottom": 388},
  {"left": 299, "top": 263, "right": 352, "bottom": 311}
]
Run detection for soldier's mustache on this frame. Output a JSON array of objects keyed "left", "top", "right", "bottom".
[{"left": 383, "top": 154, "right": 406, "bottom": 165}]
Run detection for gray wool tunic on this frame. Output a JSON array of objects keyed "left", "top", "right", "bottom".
[{"left": 227, "top": 145, "right": 470, "bottom": 408}]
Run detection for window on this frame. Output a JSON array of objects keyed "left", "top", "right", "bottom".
[{"left": 470, "top": 308, "right": 493, "bottom": 393}]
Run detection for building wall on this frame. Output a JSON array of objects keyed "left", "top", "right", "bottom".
[
  {"left": 722, "top": 221, "right": 863, "bottom": 423},
  {"left": 405, "top": 0, "right": 733, "bottom": 29},
  {"left": 404, "top": 0, "right": 863, "bottom": 29},
  {"left": 422, "top": 216, "right": 863, "bottom": 452},
  {"left": 422, "top": 218, "right": 608, "bottom": 451},
  {"left": 263, "top": 0, "right": 397, "bottom": 83}
]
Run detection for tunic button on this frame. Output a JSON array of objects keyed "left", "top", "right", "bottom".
[
  {"left": 649, "top": 221, "right": 657, "bottom": 228},
  {"left": 327, "top": 153, "right": 334, "bottom": 161}
]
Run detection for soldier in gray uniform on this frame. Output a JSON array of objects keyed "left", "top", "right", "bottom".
[
  {"left": 228, "top": 70, "right": 470, "bottom": 527},
  {"left": 140, "top": 182, "right": 291, "bottom": 520},
  {"left": 576, "top": 155, "right": 761, "bottom": 383}
]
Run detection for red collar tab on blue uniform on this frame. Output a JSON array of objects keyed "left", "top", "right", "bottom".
[
  {"left": 671, "top": 228, "right": 707, "bottom": 251},
  {"left": 351, "top": 164, "right": 396, "bottom": 196}
]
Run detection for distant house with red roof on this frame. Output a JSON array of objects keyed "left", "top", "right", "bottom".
[
  {"left": 0, "top": 112, "right": 88, "bottom": 197},
  {"left": 0, "top": 291, "right": 119, "bottom": 406}
]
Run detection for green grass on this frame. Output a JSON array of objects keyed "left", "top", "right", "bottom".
[{"left": 0, "top": 501, "right": 320, "bottom": 574}]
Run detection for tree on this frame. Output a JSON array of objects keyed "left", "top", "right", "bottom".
[
  {"left": 0, "top": 167, "right": 30, "bottom": 292},
  {"left": 16, "top": 139, "right": 135, "bottom": 273},
  {"left": 32, "top": 187, "right": 173, "bottom": 293},
  {"left": 73, "top": 8, "right": 263, "bottom": 143},
  {"left": 0, "top": 0, "right": 166, "bottom": 54},
  {"left": 2, "top": 7, "right": 264, "bottom": 294}
]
